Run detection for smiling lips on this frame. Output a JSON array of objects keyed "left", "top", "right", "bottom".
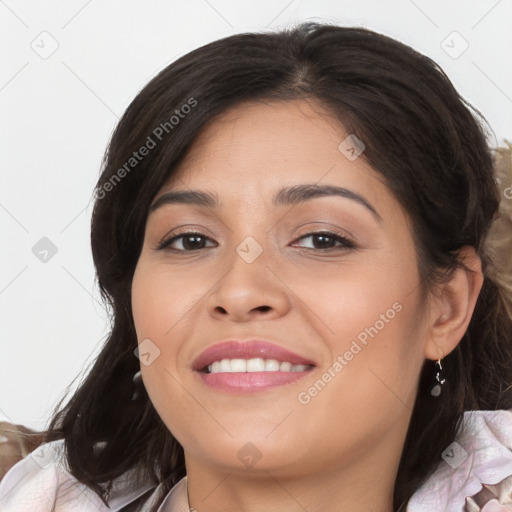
[{"left": 193, "top": 339, "right": 316, "bottom": 393}]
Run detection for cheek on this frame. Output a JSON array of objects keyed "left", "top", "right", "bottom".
[
  {"left": 131, "top": 265, "right": 170, "bottom": 363},
  {"left": 131, "top": 260, "right": 206, "bottom": 442},
  {"left": 131, "top": 260, "right": 197, "bottom": 340},
  {"left": 291, "top": 295, "right": 425, "bottom": 468},
  {"left": 292, "top": 247, "right": 423, "bottom": 358},
  {"left": 293, "top": 252, "right": 426, "bottom": 421}
]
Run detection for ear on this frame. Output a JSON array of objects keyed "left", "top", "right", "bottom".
[{"left": 424, "top": 246, "right": 484, "bottom": 361}]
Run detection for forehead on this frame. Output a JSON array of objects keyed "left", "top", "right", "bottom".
[{"left": 159, "top": 98, "right": 387, "bottom": 207}]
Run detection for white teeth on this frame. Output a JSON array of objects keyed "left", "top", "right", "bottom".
[
  {"left": 246, "top": 358, "right": 265, "bottom": 372},
  {"left": 265, "top": 359, "right": 280, "bottom": 371},
  {"left": 229, "top": 359, "right": 246, "bottom": 373},
  {"left": 205, "top": 358, "right": 311, "bottom": 374},
  {"left": 280, "top": 361, "right": 292, "bottom": 372},
  {"left": 220, "top": 359, "right": 231, "bottom": 372}
]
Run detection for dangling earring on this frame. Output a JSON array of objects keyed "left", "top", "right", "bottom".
[
  {"left": 430, "top": 359, "right": 446, "bottom": 397},
  {"left": 131, "top": 370, "right": 142, "bottom": 401}
]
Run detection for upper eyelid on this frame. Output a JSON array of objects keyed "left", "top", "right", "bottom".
[{"left": 157, "top": 220, "right": 357, "bottom": 238}]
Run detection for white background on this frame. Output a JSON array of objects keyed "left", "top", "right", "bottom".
[{"left": 1, "top": 0, "right": 511, "bottom": 430}]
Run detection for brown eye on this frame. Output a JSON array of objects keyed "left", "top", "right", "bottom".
[
  {"left": 157, "top": 232, "right": 216, "bottom": 252},
  {"left": 292, "top": 231, "right": 355, "bottom": 251}
]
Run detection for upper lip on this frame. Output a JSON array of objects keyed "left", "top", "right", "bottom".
[{"left": 192, "top": 339, "right": 317, "bottom": 371}]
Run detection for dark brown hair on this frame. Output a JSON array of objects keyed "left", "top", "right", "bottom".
[{"left": 42, "top": 22, "right": 512, "bottom": 511}]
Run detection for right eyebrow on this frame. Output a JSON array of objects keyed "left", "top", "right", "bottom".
[{"left": 149, "top": 190, "right": 219, "bottom": 213}]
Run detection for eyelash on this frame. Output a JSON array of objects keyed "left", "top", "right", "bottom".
[{"left": 156, "top": 230, "right": 356, "bottom": 253}]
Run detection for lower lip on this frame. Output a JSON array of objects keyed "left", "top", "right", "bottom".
[{"left": 196, "top": 370, "right": 313, "bottom": 393}]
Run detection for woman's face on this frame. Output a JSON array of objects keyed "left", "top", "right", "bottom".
[{"left": 131, "top": 98, "right": 431, "bottom": 481}]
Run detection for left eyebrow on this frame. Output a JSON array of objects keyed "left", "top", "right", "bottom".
[{"left": 149, "top": 184, "right": 381, "bottom": 222}]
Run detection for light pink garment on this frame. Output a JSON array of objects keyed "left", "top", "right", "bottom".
[
  {"left": 1, "top": 409, "right": 511, "bottom": 511},
  {"left": 406, "top": 409, "right": 512, "bottom": 511},
  {"left": 0, "top": 441, "right": 155, "bottom": 511}
]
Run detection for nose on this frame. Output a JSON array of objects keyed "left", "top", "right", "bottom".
[{"left": 206, "top": 247, "right": 291, "bottom": 323}]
